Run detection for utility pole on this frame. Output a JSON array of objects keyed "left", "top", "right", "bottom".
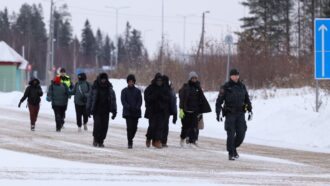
[
  {"left": 160, "top": 0, "right": 165, "bottom": 74},
  {"left": 73, "top": 39, "right": 77, "bottom": 75},
  {"left": 106, "top": 6, "right": 130, "bottom": 68},
  {"left": 178, "top": 14, "right": 195, "bottom": 62},
  {"left": 225, "top": 35, "right": 233, "bottom": 82},
  {"left": 196, "top": 11, "right": 210, "bottom": 81},
  {"left": 45, "top": 0, "right": 54, "bottom": 87}
]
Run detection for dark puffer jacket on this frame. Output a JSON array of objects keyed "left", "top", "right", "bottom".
[
  {"left": 86, "top": 73, "right": 117, "bottom": 115},
  {"left": 121, "top": 85, "right": 142, "bottom": 118},
  {"left": 20, "top": 78, "right": 43, "bottom": 105},
  {"left": 179, "top": 80, "right": 211, "bottom": 114},
  {"left": 216, "top": 80, "right": 252, "bottom": 116},
  {"left": 144, "top": 74, "right": 171, "bottom": 118}
]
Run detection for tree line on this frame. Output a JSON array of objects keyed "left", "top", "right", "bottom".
[{"left": 1, "top": 1, "right": 330, "bottom": 90}]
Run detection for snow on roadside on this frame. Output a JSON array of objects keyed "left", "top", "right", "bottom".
[
  {"left": 0, "top": 148, "right": 219, "bottom": 186},
  {"left": 0, "top": 79, "right": 329, "bottom": 153}
]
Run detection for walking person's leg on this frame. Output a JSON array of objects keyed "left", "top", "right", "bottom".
[
  {"left": 162, "top": 115, "right": 170, "bottom": 147},
  {"left": 75, "top": 104, "right": 83, "bottom": 129},
  {"left": 225, "top": 115, "right": 237, "bottom": 160}
]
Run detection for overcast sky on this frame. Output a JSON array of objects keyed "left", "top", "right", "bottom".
[{"left": 1, "top": 0, "right": 246, "bottom": 55}]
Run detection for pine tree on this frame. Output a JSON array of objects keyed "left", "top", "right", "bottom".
[
  {"left": 81, "top": 19, "right": 95, "bottom": 58},
  {"left": 239, "top": 0, "right": 293, "bottom": 56},
  {"left": 102, "top": 35, "right": 115, "bottom": 67},
  {"left": 129, "top": 29, "right": 143, "bottom": 63},
  {"left": 117, "top": 36, "right": 127, "bottom": 64},
  {"left": 0, "top": 8, "right": 11, "bottom": 42}
]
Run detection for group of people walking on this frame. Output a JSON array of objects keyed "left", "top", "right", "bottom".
[{"left": 18, "top": 68, "right": 253, "bottom": 160}]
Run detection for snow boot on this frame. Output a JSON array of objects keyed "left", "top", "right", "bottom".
[
  {"left": 234, "top": 149, "right": 239, "bottom": 159},
  {"left": 83, "top": 124, "right": 88, "bottom": 131},
  {"left": 229, "top": 152, "right": 235, "bottom": 161},
  {"left": 31, "top": 125, "right": 35, "bottom": 131},
  {"left": 153, "top": 140, "right": 162, "bottom": 149},
  {"left": 146, "top": 139, "right": 151, "bottom": 148}
]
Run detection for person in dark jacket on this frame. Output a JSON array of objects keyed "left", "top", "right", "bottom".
[
  {"left": 121, "top": 74, "right": 142, "bottom": 149},
  {"left": 18, "top": 77, "right": 43, "bottom": 131},
  {"left": 179, "top": 71, "right": 211, "bottom": 147},
  {"left": 144, "top": 73, "right": 171, "bottom": 149},
  {"left": 161, "top": 75, "right": 177, "bottom": 147},
  {"left": 47, "top": 76, "right": 70, "bottom": 132},
  {"left": 87, "top": 73, "right": 117, "bottom": 148},
  {"left": 216, "top": 69, "right": 252, "bottom": 161},
  {"left": 72, "top": 73, "right": 91, "bottom": 132}
]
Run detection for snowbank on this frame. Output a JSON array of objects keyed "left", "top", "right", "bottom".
[{"left": 0, "top": 79, "right": 329, "bottom": 152}]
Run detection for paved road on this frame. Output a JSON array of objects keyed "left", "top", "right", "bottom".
[{"left": 0, "top": 107, "right": 329, "bottom": 185}]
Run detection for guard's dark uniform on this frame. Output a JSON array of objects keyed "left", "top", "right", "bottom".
[{"left": 216, "top": 79, "right": 252, "bottom": 159}]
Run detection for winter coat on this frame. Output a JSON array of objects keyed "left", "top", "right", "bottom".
[
  {"left": 20, "top": 78, "right": 43, "bottom": 105},
  {"left": 121, "top": 86, "right": 142, "bottom": 118},
  {"left": 87, "top": 75, "right": 117, "bottom": 116},
  {"left": 179, "top": 81, "right": 211, "bottom": 114},
  {"left": 144, "top": 74, "right": 171, "bottom": 119},
  {"left": 216, "top": 80, "right": 252, "bottom": 116},
  {"left": 58, "top": 75, "right": 73, "bottom": 89},
  {"left": 72, "top": 80, "right": 91, "bottom": 106},
  {"left": 47, "top": 82, "right": 69, "bottom": 106}
]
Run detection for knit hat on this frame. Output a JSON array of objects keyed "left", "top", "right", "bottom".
[
  {"left": 188, "top": 71, "right": 198, "bottom": 80},
  {"left": 127, "top": 74, "right": 136, "bottom": 83},
  {"left": 229, "top": 69, "right": 239, "bottom": 76}
]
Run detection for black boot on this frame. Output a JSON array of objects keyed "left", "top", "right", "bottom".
[
  {"left": 234, "top": 149, "right": 239, "bottom": 159},
  {"left": 93, "top": 138, "right": 98, "bottom": 147},
  {"left": 128, "top": 143, "right": 133, "bottom": 149},
  {"left": 228, "top": 152, "right": 235, "bottom": 161}
]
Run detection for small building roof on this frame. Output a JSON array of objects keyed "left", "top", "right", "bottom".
[{"left": 0, "top": 41, "right": 29, "bottom": 70}]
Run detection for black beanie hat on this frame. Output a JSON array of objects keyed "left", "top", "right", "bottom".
[
  {"left": 127, "top": 74, "right": 136, "bottom": 83},
  {"left": 230, "top": 69, "right": 239, "bottom": 76}
]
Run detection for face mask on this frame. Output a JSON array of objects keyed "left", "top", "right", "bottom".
[
  {"left": 156, "top": 80, "right": 163, "bottom": 86},
  {"left": 101, "top": 79, "right": 107, "bottom": 84}
]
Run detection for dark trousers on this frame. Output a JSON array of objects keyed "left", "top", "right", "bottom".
[
  {"left": 75, "top": 104, "right": 88, "bottom": 127},
  {"left": 161, "top": 115, "right": 170, "bottom": 145},
  {"left": 146, "top": 112, "right": 167, "bottom": 141},
  {"left": 52, "top": 105, "right": 67, "bottom": 130},
  {"left": 180, "top": 112, "right": 198, "bottom": 143},
  {"left": 28, "top": 104, "right": 40, "bottom": 125},
  {"left": 126, "top": 117, "right": 139, "bottom": 145},
  {"left": 225, "top": 113, "right": 247, "bottom": 154},
  {"left": 93, "top": 113, "right": 110, "bottom": 144}
]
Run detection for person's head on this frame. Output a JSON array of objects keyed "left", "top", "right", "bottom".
[
  {"left": 60, "top": 68, "right": 66, "bottom": 77},
  {"left": 32, "top": 79, "right": 38, "bottom": 86},
  {"left": 53, "top": 76, "right": 61, "bottom": 85},
  {"left": 162, "top": 75, "right": 170, "bottom": 87},
  {"left": 229, "top": 69, "right": 240, "bottom": 83},
  {"left": 77, "top": 73, "right": 87, "bottom": 81},
  {"left": 188, "top": 71, "right": 198, "bottom": 83},
  {"left": 153, "top": 73, "right": 163, "bottom": 87},
  {"left": 99, "top": 73, "right": 109, "bottom": 85},
  {"left": 126, "top": 74, "right": 136, "bottom": 87}
]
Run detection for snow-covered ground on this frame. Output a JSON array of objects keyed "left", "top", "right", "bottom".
[
  {"left": 0, "top": 148, "right": 220, "bottom": 186},
  {"left": 1, "top": 79, "right": 329, "bottom": 153},
  {"left": 1, "top": 79, "right": 330, "bottom": 185}
]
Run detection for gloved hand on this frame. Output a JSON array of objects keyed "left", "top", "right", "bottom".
[
  {"left": 179, "top": 109, "right": 185, "bottom": 119},
  {"left": 216, "top": 114, "right": 223, "bottom": 122},
  {"left": 18, "top": 101, "right": 22, "bottom": 108},
  {"left": 111, "top": 112, "right": 117, "bottom": 120},
  {"left": 172, "top": 114, "right": 177, "bottom": 124},
  {"left": 248, "top": 111, "right": 253, "bottom": 121}
]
